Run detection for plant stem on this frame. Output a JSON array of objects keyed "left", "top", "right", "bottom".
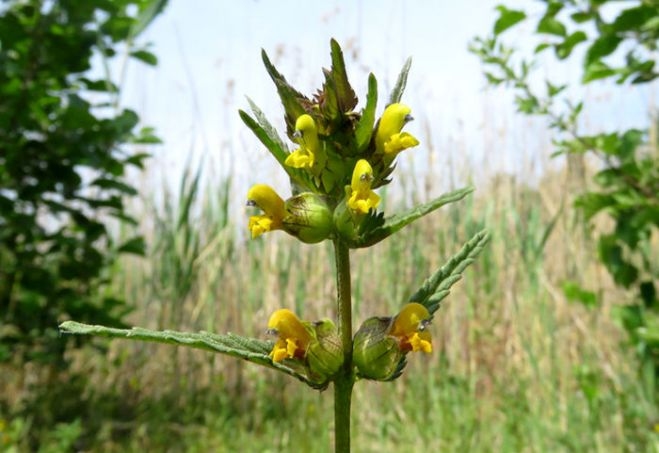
[{"left": 333, "top": 239, "right": 354, "bottom": 453}]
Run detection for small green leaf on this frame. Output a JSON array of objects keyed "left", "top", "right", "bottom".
[
  {"left": 562, "top": 281, "right": 599, "bottom": 308},
  {"left": 537, "top": 16, "right": 567, "bottom": 37},
  {"left": 328, "top": 38, "right": 358, "bottom": 113},
  {"left": 556, "top": 31, "right": 588, "bottom": 59},
  {"left": 130, "top": 49, "right": 158, "bottom": 66},
  {"left": 585, "top": 34, "right": 623, "bottom": 67},
  {"left": 117, "top": 236, "right": 146, "bottom": 255},
  {"left": 355, "top": 73, "right": 378, "bottom": 152},
  {"left": 261, "top": 49, "right": 309, "bottom": 136},
  {"left": 493, "top": 6, "right": 526, "bottom": 35},
  {"left": 583, "top": 61, "right": 616, "bottom": 83},
  {"left": 389, "top": 57, "right": 412, "bottom": 105}
]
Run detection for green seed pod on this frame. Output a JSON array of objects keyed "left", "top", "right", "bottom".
[
  {"left": 352, "top": 316, "right": 403, "bottom": 381},
  {"left": 283, "top": 192, "right": 333, "bottom": 243},
  {"left": 307, "top": 319, "right": 343, "bottom": 378}
]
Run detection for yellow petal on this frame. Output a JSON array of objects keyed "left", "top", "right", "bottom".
[
  {"left": 383, "top": 132, "right": 419, "bottom": 155},
  {"left": 247, "top": 184, "right": 285, "bottom": 219},
  {"left": 285, "top": 147, "right": 315, "bottom": 169},
  {"left": 376, "top": 103, "right": 413, "bottom": 153},
  {"left": 271, "top": 340, "right": 289, "bottom": 362},
  {"left": 267, "top": 309, "right": 312, "bottom": 356},
  {"left": 248, "top": 215, "right": 274, "bottom": 238}
]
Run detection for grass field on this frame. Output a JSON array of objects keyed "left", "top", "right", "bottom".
[{"left": 3, "top": 155, "right": 653, "bottom": 452}]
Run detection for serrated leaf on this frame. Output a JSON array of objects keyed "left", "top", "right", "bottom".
[
  {"left": 389, "top": 57, "right": 412, "bottom": 105},
  {"left": 328, "top": 38, "right": 358, "bottom": 113},
  {"left": 261, "top": 49, "right": 309, "bottom": 136},
  {"left": 493, "top": 6, "right": 526, "bottom": 35},
  {"left": 354, "top": 187, "right": 474, "bottom": 248},
  {"left": 409, "top": 230, "right": 490, "bottom": 315},
  {"left": 355, "top": 73, "right": 378, "bottom": 152},
  {"left": 59, "top": 321, "right": 328, "bottom": 389}
]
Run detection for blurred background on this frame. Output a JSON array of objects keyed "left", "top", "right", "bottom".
[{"left": 1, "top": 0, "right": 657, "bottom": 451}]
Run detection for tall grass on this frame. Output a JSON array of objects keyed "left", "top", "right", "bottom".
[{"left": 57, "top": 153, "right": 656, "bottom": 452}]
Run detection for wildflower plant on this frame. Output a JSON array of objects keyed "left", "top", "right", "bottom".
[{"left": 60, "top": 39, "right": 489, "bottom": 452}]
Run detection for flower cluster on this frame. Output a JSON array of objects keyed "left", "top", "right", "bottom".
[{"left": 241, "top": 39, "right": 430, "bottom": 384}]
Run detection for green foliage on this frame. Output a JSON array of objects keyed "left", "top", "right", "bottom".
[
  {"left": 0, "top": 0, "right": 165, "bottom": 365},
  {"left": 471, "top": 0, "right": 659, "bottom": 398}
]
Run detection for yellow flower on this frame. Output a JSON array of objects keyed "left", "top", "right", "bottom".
[
  {"left": 267, "top": 309, "right": 313, "bottom": 362},
  {"left": 346, "top": 159, "right": 380, "bottom": 215},
  {"left": 285, "top": 114, "right": 325, "bottom": 174},
  {"left": 375, "top": 103, "right": 419, "bottom": 158},
  {"left": 246, "top": 184, "right": 285, "bottom": 239},
  {"left": 390, "top": 302, "right": 432, "bottom": 353},
  {"left": 353, "top": 303, "right": 432, "bottom": 381}
]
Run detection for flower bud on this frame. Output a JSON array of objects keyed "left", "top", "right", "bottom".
[{"left": 282, "top": 192, "right": 333, "bottom": 243}]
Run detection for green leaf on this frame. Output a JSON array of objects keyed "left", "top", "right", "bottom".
[
  {"left": 388, "top": 57, "right": 412, "bottom": 105},
  {"left": 129, "top": 0, "right": 169, "bottom": 40},
  {"left": 408, "top": 230, "right": 491, "bottom": 315},
  {"left": 571, "top": 11, "right": 594, "bottom": 24},
  {"left": 117, "top": 236, "right": 146, "bottom": 255},
  {"left": 239, "top": 103, "right": 310, "bottom": 190},
  {"left": 261, "top": 49, "right": 309, "bottom": 136},
  {"left": 583, "top": 61, "right": 617, "bottom": 83},
  {"left": 59, "top": 321, "right": 328, "bottom": 390},
  {"left": 493, "top": 6, "right": 526, "bottom": 35},
  {"left": 611, "top": 5, "right": 657, "bottom": 33},
  {"left": 355, "top": 73, "right": 378, "bottom": 152},
  {"left": 556, "top": 31, "right": 588, "bottom": 59},
  {"left": 328, "top": 38, "right": 358, "bottom": 114},
  {"left": 585, "top": 34, "right": 623, "bottom": 67},
  {"left": 562, "top": 281, "right": 599, "bottom": 308},
  {"left": 355, "top": 187, "right": 474, "bottom": 248},
  {"left": 91, "top": 178, "right": 138, "bottom": 196},
  {"left": 537, "top": 16, "right": 567, "bottom": 37},
  {"left": 130, "top": 49, "right": 158, "bottom": 66}
]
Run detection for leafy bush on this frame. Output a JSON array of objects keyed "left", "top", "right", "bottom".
[{"left": 0, "top": 0, "right": 163, "bottom": 365}]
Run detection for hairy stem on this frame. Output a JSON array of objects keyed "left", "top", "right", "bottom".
[{"left": 333, "top": 239, "right": 354, "bottom": 453}]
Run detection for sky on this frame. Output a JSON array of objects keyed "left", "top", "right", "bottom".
[{"left": 115, "top": 0, "right": 656, "bottom": 203}]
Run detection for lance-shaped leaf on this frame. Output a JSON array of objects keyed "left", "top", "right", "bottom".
[
  {"left": 408, "top": 229, "right": 490, "bottom": 315},
  {"left": 353, "top": 187, "right": 474, "bottom": 248},
  {"left": 59, "top": 321, "right": 329, "bottom": 390},
  {"left": 261, "top": 49, "right": 309, "bottom": 138},
  {"left": 327, "top": 38, "right": 358, "bottom": 115},
  {"left": 388, "top": 57, "right": 412, "bottom": 105},
  {"left": 238, "top": 99, "right": 312, "bottom": 192},
  {"left": 355, "top": 73, "right": 378, "bottom": 153}
]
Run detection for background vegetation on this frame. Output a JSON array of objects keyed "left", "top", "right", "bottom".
[{"left": 1, "top": 0, "right": 657, "bottom": 452}]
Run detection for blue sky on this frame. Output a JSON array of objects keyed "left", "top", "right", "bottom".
[{"left": 117, "top": 0, "right": 656, "bottom": 200}]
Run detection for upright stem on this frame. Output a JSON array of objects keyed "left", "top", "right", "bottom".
[{"left": 333, "top": 239, "right": 354, "bottom": 453}]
